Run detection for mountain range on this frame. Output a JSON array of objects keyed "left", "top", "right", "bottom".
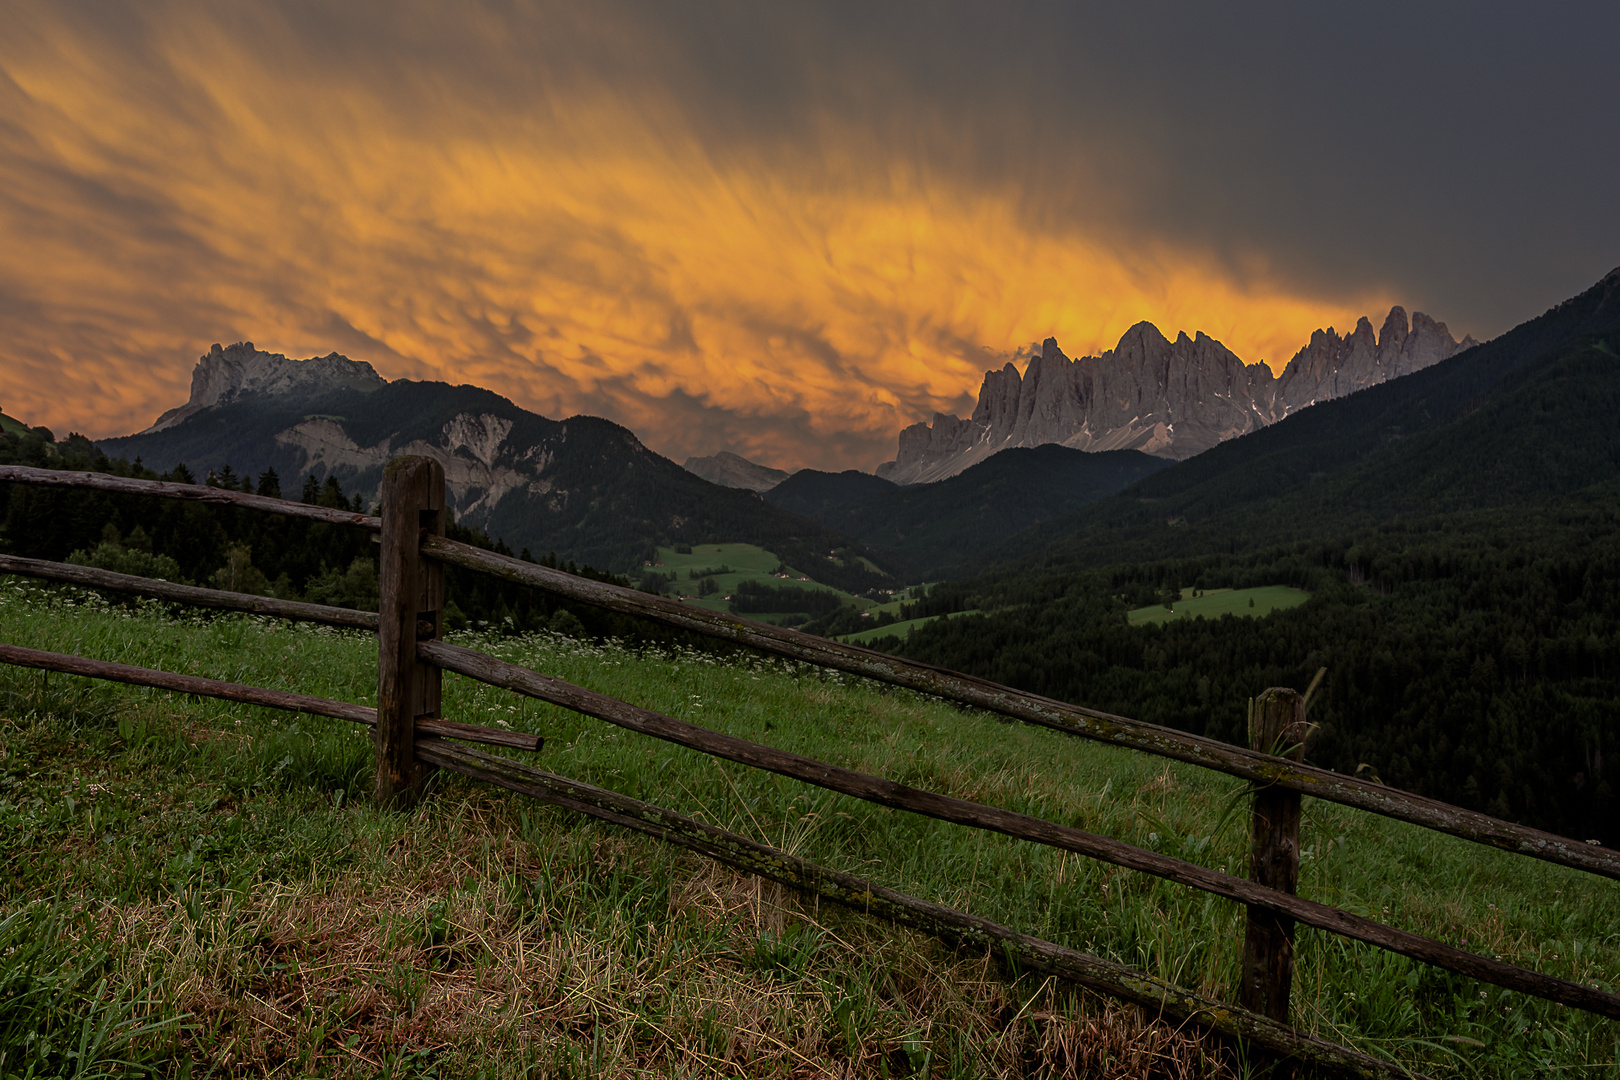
[
  {"left": 877, "top": 306, "right": 1474, "bottom": 484},
  {"left": 90, "top": 274, "right": 1611, "bottom": 584},
  {"left": 92, "top": 343, "right": 1181, "bottom": 577},
  {"left": 957, "top": 265, "right": 1620, "bottom": 577},
  {"left": 98, "top": 344, "right": 857, "bottom": 572},
  {"left": 29, "top": 265, "right": 1620, "bottom": 853}
]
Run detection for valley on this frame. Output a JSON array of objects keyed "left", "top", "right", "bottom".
[
  {"left": 642, "top": 542, "right": 880, "bottom": 624},
  {"left": 5, "top": 268, "right": 1617, "bottom": 848}
]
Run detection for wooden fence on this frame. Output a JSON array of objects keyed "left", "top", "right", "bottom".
[{"left": 2, "top": 458, "right": 1617, "bottom": 1079}]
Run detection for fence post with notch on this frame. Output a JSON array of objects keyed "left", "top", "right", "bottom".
[
  {"left": 375, "top": 455, "right": 445, "bottom": 808},
  {"left": 1240, "top": 686, "right": 1309, "bottom": 1024}
]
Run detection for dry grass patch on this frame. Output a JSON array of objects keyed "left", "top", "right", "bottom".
[{"left": 62, "top": 787, "right": 1241, "bottom": 1078}]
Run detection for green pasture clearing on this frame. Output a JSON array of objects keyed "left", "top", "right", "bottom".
[
  {"left": 650, "top": 542, "right": 782, "bottom": 576},
  {"left": 1, "top": 578, "right": 1617, "bottom": 1077},
  {"left": 652, "top": 543, "right": 875, "bottom": 611},
  {"left": 1128, "top": 585, "right": 1310, "bottom": 626},
  {"left": 852, "top": 555, "right": 886, "bottom": 575},
  {"left": 0, "top": 409, "right": 29, "bottom": 436},
  {"left": 841, "top": 609, "right": 981, "bottom": 645},
  {"left": 864, "top": 583, "right": 932, "bottom": 620}
]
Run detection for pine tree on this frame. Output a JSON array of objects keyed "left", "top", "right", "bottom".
[{"left": 318, "top": 476, "right": 346, "bottom": 509}]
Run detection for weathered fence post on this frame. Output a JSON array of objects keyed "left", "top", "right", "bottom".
[
  {"left": 1240, "top": 686, "right": 1309, "bottom": 1024},
  {"left": 376, "top": 455, "right": 445, "bottom": 808}
]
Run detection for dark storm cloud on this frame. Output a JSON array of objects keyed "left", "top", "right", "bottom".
[
  {"left": 599, "top": 0, "right": 1620, "bottom": 333},
  {"left": 3, "top": 0, "right": 1614, "bottom": 467}
]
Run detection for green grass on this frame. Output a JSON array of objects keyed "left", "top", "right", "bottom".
[
  {"left": 1, "top": 577, "right": 1618, "bottom": 1077},
  {"left": 840, "top": 610, "right": 981, "bottom": 646},
  {"left": 1128, "top": 585, "right": 1311, "bottom": 626},
  {"left": 863, "top": 584, "right": 932, "bottom": 620},
  {"left": 652, "top": 543, "right": 877, "bottom": 613},
  {"left": 0, "top": 409, "right": 29, "bottom": 436},
  {"left": 651, "top": 543, "right": 783, "bottom": 576}
]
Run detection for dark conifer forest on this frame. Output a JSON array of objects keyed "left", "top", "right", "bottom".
[
  {"left": 883, "top": 498, "right": 1619, "bottom": 846},
  {"left": 0, "top": 423, "right": 682, "bottom": 646}
]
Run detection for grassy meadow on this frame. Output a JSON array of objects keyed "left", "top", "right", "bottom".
[
  {"left": 648, "top": 543, "right": 878, "bottom": 621},
  {"left": 1, "top": 576, "right": 1617, "bottom": 1077},
  {"left": 840, "top": 610, "right": 981, "bottom": 646},
  {"left": 1127, "top": 586, "right": 1312, "bottom": 626}
]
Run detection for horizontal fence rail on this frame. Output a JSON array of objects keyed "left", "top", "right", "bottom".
[
  {"left": 418, "top": 737, "right": 1425, "bottom": 1080},
  {"left": 422, "top": 534, "right": 1620, "bottom": 883},
  {"left": 0, "top": 643, "right": 542, "bottom": 753},
  {"left": 0, "top": 464, "right": 381, "bottom": 530},
  {"left": 0, "top": 553, "right": 383, "bottom": 631},
  {"left": 421, "top": 638, "right": 1620, "bottom": 1020}
]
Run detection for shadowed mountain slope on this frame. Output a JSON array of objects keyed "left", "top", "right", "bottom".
[
  {"left": 100, "top": 374, "right": 860, "bottom": 572},
  {"left": 768, "top": 445, "right": 1171, "bottom": 577}
]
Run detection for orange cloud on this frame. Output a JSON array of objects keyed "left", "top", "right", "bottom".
[{"left": 0, "top": 3, "right": 1394, "bottom": 470}]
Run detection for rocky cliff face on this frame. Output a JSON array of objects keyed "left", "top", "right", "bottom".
[
  {"left": 683, "top": 451, "right": 793, "bottom": 492},
  {"left": 878, "top": 308, "right": 1474, "bottom": 484},
  {"left": 270, "top": 411, "right": 545, "bottom": 524},
  {"left": 1274, "top": 308, "right": 1476, "bottom": 412},
  {"left": 143, "top": 342, "right": 387, "bottom": 433}
]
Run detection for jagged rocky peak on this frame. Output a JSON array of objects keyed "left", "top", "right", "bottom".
[
  {"left": 683, "top": 451, "right": 793, "bottom": 492},
  {"left": 142, "top": 342, "right": 388, "bottom": 433},
  {"left": 1275, "top": 306, "right": 1475, "bottom": 413},
  {"left": 877, "top": 305, "right": 1474, "bottom": 485}
]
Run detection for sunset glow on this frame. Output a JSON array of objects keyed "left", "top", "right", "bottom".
[{"left": 1, "top": 3, "right": 1401, "bottom": 469}]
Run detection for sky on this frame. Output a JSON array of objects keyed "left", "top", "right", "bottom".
[{"left": 3, "top": 2, "right": 1617, "bottom": 471}]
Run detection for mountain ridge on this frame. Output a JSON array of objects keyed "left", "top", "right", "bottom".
[
  {"left": 968, "top": 264, "right": 1620, "bottom": 576},
  {"left": 144, "top": 341, "right": 388, "bottom": 433},
  {"left": 683, "top": 451, "right": 793, "bottom": 492},
  {"left": 879, "top": 306, "right": 1473, "bottom": 484},
  {"left": 99, "top": 347, "right": 861, "bottom": 572}
]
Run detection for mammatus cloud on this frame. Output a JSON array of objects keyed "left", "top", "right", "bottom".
[{"left": 4, "top": 3, "right": 1613, "bottom": 470}]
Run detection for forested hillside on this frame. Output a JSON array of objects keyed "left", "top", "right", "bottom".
[
  {"left": 890, "top": 496, "right": 1619, "bottom": 845},
  {"left": 767, "top": 445, "right": 1170, "bottom": 577},
  {"left": 877, "top": 310, "right": 1620, "bottom": 846}
]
